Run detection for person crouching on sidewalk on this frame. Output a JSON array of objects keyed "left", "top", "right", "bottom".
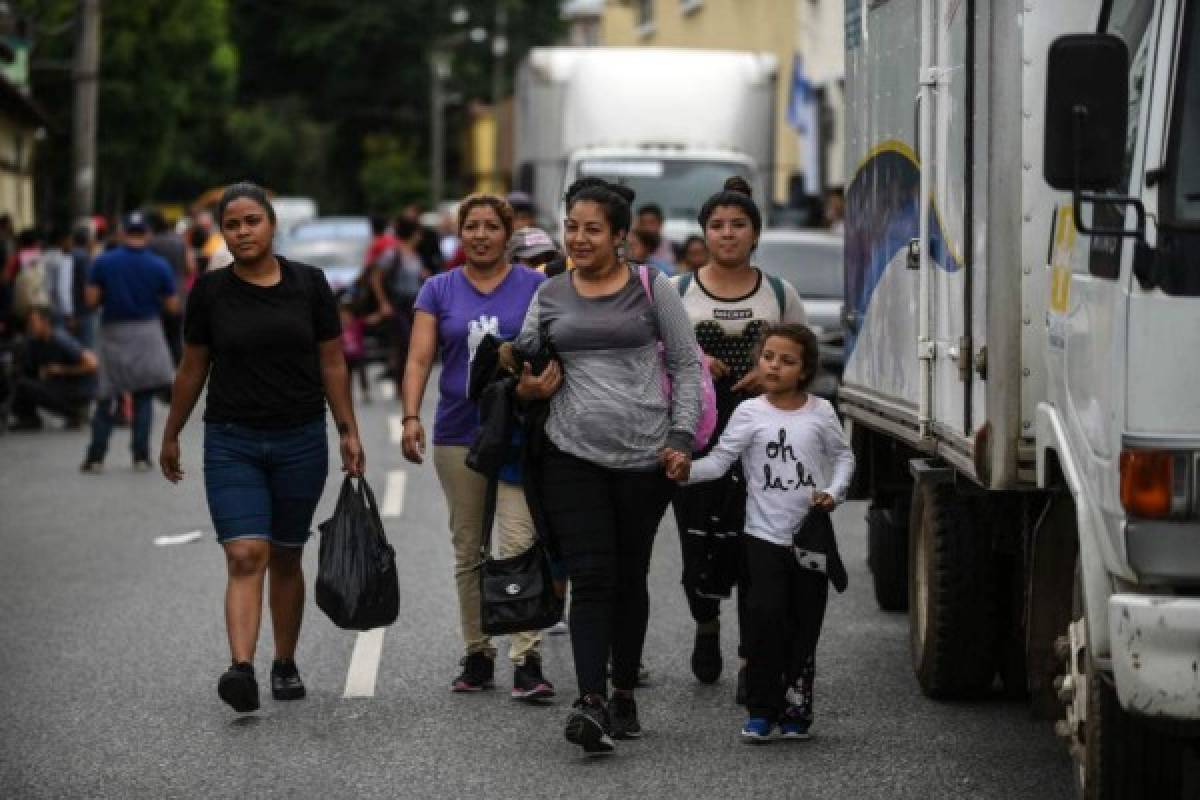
[{"left": 665, "top": 323, "right": 854, "bottom": 741}]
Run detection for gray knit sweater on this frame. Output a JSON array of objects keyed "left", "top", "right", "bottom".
[{"left": 516, "top": 265, "right": 703, "bottom": 470}]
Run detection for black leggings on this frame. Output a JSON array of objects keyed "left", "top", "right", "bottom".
[
  {"left": 743, "top": 534, "right": 828, "bottom": 720},
  {"left": 540, "top": 445, "right": 674, "bottom": 697}
]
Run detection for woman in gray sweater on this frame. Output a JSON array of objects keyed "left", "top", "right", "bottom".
[{"left": 515, "top": 179, "right": 703, "bottom": 755}]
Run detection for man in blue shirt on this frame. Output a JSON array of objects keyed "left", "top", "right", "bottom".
[{"left": 81, "top": 212, "right": 179, "bottom": 473}]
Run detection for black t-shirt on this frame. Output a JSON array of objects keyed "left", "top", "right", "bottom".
[{"left": 184, "top": 257, "right": 341, "bottom": 429}]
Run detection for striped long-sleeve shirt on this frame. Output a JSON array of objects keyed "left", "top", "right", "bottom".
[{"left": 516, "top": 265, "right": 703, "bottom": 471}]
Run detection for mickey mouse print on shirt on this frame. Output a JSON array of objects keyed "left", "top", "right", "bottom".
[{"left": 694, "top": 319, "right": 768, "bottom": 384}]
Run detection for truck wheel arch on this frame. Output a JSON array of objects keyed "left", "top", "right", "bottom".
[{"left": 1035, "top": 402, "right": 1116, "bottom": 662}]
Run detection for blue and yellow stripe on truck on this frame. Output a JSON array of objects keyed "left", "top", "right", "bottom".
[{"left": 845, "top": 139, "right": 964, "bottom": 356}]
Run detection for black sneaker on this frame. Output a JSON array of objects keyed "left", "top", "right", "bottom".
[
  {"left": 271, "top": 658, "right": 306, "bottom": 701},
  {"left": 691, "top": 628, "right": 722, "bottom": 684},
  {"left": 735, "top": 664, "right": 748, "bottom": 706},
  {"left": 610, "top": 693, "right": 642, "bottom": 740},
  {"left": 512, "top": 653, "right": 555, "bottom": 701},
  {"left": 565, "top": 694, "right": 614, "bottom": 755},
  {"left": 451, "top": 652, "right": 495, "bottom": 692},
  {"left": 218, "top": 662, "right": 259, "bottom": 713}
]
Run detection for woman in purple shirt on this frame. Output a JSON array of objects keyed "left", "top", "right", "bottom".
[{"left": 400, "top": 194, "right": 555, "bottom": 700}]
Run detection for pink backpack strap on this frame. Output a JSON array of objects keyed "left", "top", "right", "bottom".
[{"left": 637, "top": 263, "right": 655, "bottom": 301}]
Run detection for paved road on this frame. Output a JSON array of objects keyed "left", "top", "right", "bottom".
[{"left": 0, "top": 373, "right": 1076, "bottom": 799}]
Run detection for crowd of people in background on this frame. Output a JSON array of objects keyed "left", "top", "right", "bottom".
[{"left": 0, "top": 206, "right": 234, "bottom": 464}]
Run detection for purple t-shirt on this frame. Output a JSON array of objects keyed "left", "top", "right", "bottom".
[{"left": 415, "top": 265, "right": 546, "bottom": 445}]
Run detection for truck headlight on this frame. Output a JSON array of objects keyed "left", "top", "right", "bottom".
[{"left": 1119, "top": 449, "right": 1194, "bottom": 519}]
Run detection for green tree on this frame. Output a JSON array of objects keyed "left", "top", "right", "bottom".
[
  {"left": 16, "top": 0, "right": 237, "bottom": 219},
  {"left": 359, "top": 134, "right": 428, "bottom": 214},
  {"left": 225, "top": 97, "right": 333, "bottom": 199},
  {"left": 19, "top": 0, "right": 564, "bottom": 220},
  {"left": 95, "top": 0, "right": 237, "bottom": 207},
  {"left": 229, "top": 0, "right": 564, "bottom": 210}
]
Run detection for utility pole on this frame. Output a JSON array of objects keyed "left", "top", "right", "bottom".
[
  {"left": 429, "top": 50, "right": 450, "bottom": 209},
  {"left": 490, "top": 1, "right": 508, "bottom": 192},
  {"left": 72, "top": 0, "right": 100, "bottom": 222}
]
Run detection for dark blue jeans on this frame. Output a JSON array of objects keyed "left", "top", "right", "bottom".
[
  {"left": 86, "top": 390, "right": 154, "bottom": 463},
  {"left": 203, "top": 419, "right": 328, "bottom": 546}
]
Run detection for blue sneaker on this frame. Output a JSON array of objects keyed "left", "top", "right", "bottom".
[
  {"left": 741, "top": 716, "right": 773, "bottom": 743},
  {"left": 779, "top": 705, "right": 812, "bottom": 740}
]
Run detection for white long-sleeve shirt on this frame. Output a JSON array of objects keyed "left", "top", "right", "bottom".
[
  {"left": 42, "top": 248, "right": 74, "bottom": 319},
  {"left": 686, "top": 394, "right": 856, "bottom": 547}
]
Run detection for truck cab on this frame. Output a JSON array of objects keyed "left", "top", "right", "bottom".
[
  {"left": 842, "top": 0, "right": 1199, "bottom": 795},
  {"left": 1039, "top": 0, "right": 1200, "bottom": 757}
]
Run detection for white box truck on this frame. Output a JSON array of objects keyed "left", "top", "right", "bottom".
[
  {"left": 842, "top": 0, "right": 1200, "bottom": 795},
  {"left": 514, "top": 47, "right": 777, "bottom": 240}
]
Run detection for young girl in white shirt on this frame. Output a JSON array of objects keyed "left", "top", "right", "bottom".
[{"left": 665, "top": 323, "right": 855, "bottom": 741}]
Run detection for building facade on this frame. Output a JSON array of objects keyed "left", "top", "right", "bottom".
[
  {"left": 599, "top": 0, "right": 845, "bottom": 211},
  {"left": 0, "top": 75, "right": 42, "bottom": 230}
]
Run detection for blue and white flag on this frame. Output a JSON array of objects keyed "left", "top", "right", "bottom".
[{"left": 787, "top": 53, "right": 821, "bottom": 194}]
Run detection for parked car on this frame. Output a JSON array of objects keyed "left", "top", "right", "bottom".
[
  {"left": 277, "top": 216, "right": 371, "bottom": 293},
  {"left": 272, "top": 196, "right": 318, "bottom": 240},
  {"left": 755, "top": 228, "right": 845, "bottom": 402}
]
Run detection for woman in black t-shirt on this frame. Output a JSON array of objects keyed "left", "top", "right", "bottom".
[{"left": 160, "top": 182, "right": 365, "bottom": 714}]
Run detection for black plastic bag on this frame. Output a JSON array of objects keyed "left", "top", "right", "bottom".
[{"left": 316, "top": 476, "right": 399, "bottom": 631}]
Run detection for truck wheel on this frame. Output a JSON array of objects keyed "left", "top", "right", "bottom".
[
  {"left": 868, "top": 504, "right": 908, "bottom": 611},
  {"left": 908, "top": 479, "right": 997, "bottom": 698},
  {"left": 1060, "top": 561, "right": 1195, "bottom": 800}
]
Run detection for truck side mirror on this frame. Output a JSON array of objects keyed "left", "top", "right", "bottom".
[
  {"left": 1044, "top": 34, "right": 1128, "bottom": 191},
  {"left": 1043, "top": 34, "right": 1145, "bottom": 240}
]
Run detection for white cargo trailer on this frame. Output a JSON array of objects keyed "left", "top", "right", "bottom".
[
  {"left": 842, "top": 0, "right": 1200, "bottom": 795},
  {"left": 514, "top": 47, "right": 777, "bottom": 240}
]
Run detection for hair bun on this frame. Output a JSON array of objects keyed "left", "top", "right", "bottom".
[
  {"left": 723, "top": 176, "right": 753, "bottom": 198},
  {"left": 606, "top": 182, "right": 636, "bottom": 206}
]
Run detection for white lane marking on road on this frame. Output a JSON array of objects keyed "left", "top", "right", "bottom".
[
  {"left": 343, "top": 627, "right": 386, "bottom": 698},
  {"left": 382, "top": 470, "right": 407, "bottom": 517},
  {"left": 154, "top": 531, "right": 205, "bottom": 546},
  {"left": 388, "top": 415, "right": 404, "bottom": 445},
  {"left": 379, "top": 381, "right": 395, "bottom": 400}
]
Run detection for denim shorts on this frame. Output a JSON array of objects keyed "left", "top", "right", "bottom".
[{"left": 203, "top": 418, "right": 329, "bottom": 547}]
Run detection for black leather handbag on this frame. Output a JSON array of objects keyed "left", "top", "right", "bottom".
[{"left": 478, "top": 475, "right": 563, "bottom": 635}]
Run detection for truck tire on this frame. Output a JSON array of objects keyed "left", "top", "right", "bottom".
[
  {"left": 1064, "top": 562, "right": 1197, "bottom": 800},
  {"left": 868, "top": 504, "right": 908, "bottom": 611},
  {"left": 908, "top": 479, "right": 997, "bottom": 699}
]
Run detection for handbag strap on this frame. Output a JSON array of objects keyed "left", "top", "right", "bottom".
[{"left": 478, "top": 473, "right": 500, "bottom": 561}]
